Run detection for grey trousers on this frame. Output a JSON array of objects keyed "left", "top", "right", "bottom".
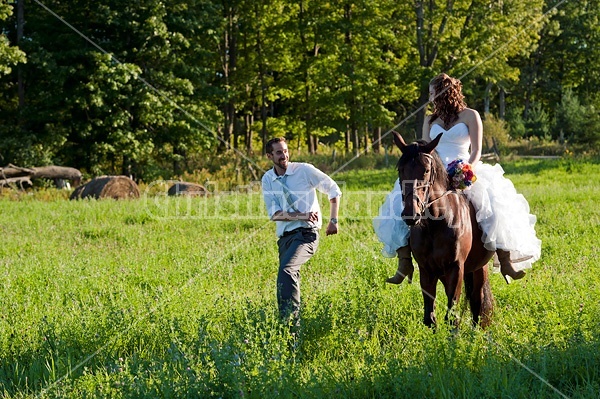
[{"left": 276, "top": 228, "right": 319, "bottom": 322}]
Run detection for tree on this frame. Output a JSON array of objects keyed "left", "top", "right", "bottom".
[
  {"left": 0, "top": 1, "right": 25, "bottom": 76},
  {"left": 409, "top": 0, "right": 546, "bottom": 138},
  {"left": 0, "top": 0, "right": 26, "bottom": 163},
  {"left": 2, "top": 0, "right": 216, "bottom": 178},
  {"left": 287, "top": 0, "right": 410, "bottom": 154},
  {"left": 554, "top": 88, "right": 600, "bottom": 145},
  {"left": 514, "top": 0, "right": 600, "bottom": 129},
  {"left": 1, "top": 0, "right": 597, "bottom": 178}
]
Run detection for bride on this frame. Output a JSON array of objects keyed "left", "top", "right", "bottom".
[{"left": 373, "top": 73, "right": 541, "bottom": 284}]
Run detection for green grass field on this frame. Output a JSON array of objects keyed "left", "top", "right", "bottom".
[{"left": 1, "top": 158, "right": 599, "bottom": 398}]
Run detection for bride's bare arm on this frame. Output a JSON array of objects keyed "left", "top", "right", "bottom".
[
  {"left": 422, "top": 115, "right": 432, "bottom": 141},
  {"left": 466, "top": 109, "right": 483, "bottom": 165}
]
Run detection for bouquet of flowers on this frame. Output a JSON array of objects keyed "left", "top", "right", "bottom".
[{"left": 446, "top": 159, "right": 477, "bottom": 190}]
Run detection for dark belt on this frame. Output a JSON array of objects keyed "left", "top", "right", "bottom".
[{"left": 281, "top": 227, "right": 317, "bottom": 238}]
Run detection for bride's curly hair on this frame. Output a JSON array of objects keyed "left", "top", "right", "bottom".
[{"left": 428, "top": 73, "right": 467, "bottom": 127}]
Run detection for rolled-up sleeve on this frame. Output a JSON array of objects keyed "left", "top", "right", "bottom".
[{"left": 304, "top": 164, "right": 342, "bottom": 199}]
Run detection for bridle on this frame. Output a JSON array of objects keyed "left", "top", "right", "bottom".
[{"left": 402, "top": 153, "right": 452, "bottom": 215}]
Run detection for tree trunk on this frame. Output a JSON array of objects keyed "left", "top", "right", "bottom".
[
  {"left": 245, "top": 112, "right": 253, "bottom": 154},
  {"left": 372, "top": 126, "right": 382, "bottom": 153},
  {"left": 309, "top": 135, "right": 318, "bottom": 154},
  {"left": 415, "top": 88, "right": 429, "bottom": 140},
  {"left": 414, "top": 1, "right": 452, "bottom": 140},
  {"left": 350, "top": 118, "right": 360, "bottom": 155},
  {"left": 523, "top": 47, "right": 542, "bottom": 120},
  {"left": 17, "top": 0, "right": 24, "bottom": 108},
  {"left": 220, "top": 5, "right": 238, "bottom": 152},
  {"left": 121, "top": 155, "right": 135, "bottom": 179},
  {"left": 256, "top": 4, "right": 268, "bottom": 147},
  {"left": 345, "top": 127, "right": 350, "bottom": 153},
  {"left": 344, "top": 3, "right": 360, "bottom": 155},
  {"left": 173, "top": 144, "right": 186, "bottom": 176},
  {"left": 0, "top": 164, "right": 82, "bottom": 187},
  {"left": 363, "top": 124, "right": 369, "bottom": 153},
  {"left": 0, "top": 176, "right": 32, "bottom": 188},
  {"left": 499, "top": 87, "right": 506, "bottom": 119},
  {"left": 484, "top": 81, "right": 493, "bottom": 114}
]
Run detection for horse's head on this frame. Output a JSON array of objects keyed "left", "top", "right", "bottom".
[{"left": 393, "top": 132, "right": 446, "bottom": 225}]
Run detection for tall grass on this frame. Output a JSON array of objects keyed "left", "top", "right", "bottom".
[{"left": 0, "top": 158, "right": 599, "bottom": 398}]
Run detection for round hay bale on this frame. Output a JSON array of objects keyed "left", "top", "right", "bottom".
[
  {"left": 167, "top": 182, "right": 208, "bottom": 197},
  {"left": 70, "top": 176, "right": 140, "bottom": 200}
]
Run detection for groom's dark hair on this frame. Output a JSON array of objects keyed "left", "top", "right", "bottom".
[{"left": 266, "top": 137, "right": 287, "bottom": 154}]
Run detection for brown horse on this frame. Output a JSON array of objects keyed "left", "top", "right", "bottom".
[{"left": 393, "top": 132, "right": 495, "bottom": 328}]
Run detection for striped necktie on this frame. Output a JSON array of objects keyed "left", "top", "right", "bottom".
[{"left": 277, "top": 175, "right": 299, "bottom": 212}]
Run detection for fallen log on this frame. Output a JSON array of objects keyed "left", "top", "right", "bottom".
[
  {"left": 31, "top": 166, "right": 82, "bottom": 184},
  {"left": 0, "top": 164, "right": 35, "bottom": 179},
  {"left": 0, "top": 164, "right": 82, "bottom": 187},
  {"left": 0, "top": 176, "right": 32, "bottom": 188}
]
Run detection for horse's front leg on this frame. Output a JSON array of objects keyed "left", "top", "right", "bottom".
[
  {"left": 441, "top": 265, "right": 464, "bottom": 328},
  {"left": 420, "top": 272, "right": 438, "bottom": 328}
]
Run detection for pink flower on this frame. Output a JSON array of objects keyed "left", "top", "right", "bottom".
[{"left": 447, "top": 159, "right": 477, "bottom": 190}]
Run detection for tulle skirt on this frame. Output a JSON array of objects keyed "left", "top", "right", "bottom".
[
  {"left": 372, "top": 178, "right": 410, "bottom": 258},
  {"left": 373, "top": 162, "right": 542, "bottom": 271},
  {"left": 465, "top": 162, "right": 541, "bottom": 271}
]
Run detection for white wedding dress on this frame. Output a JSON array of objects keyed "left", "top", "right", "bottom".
[{"left": 373, "top": 123, "right": 541, "bottom": 271}]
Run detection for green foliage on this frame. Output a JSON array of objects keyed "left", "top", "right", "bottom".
[
  {"left": 0, "top": 1, "right": 26, "bottom": 164},
  {"left": 1, "top": 159, "right": 600, "bottom": 398},
  {"left": 505, "top": 107, "right": 527, "bottom": 139},
  {"left": 528, "top": 0, "right": 600, "bottom": 111},
  {"left": 0, "top": 0, "right": 598, "bottom": 179},
  {"left": 507, "top": 0, "right": 600, "bottom": 143},
  {"left": 553, "top": 88, "right": 587, "bottom": 141},
  {"left": 0, "top": 0, "right": 217, "bottom": 176},
  {"left": 502, "top": 136, "right": 567, "bottom": 157},
  {"left": 502, "top": 104, "right": 555, "bottom": 142},
  {"left": 524, "top": 103, "right": 552, "bottom": 139},
  {"left": 482, "top": 113, "right": 510, "bottom": 151},
  {"left": 0, "top": 1, "right": 26, "bottom": 76},
  {"left": 553, "top": 88, "right": 600, "bottom": 146}
]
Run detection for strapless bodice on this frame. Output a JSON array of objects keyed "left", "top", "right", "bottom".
[{"left": 431, "top": 122, "right": 471, "bottom": 167}]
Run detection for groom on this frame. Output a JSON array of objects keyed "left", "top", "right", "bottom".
[{"left": 261, "top": 137, "right": 341, "bottom": 326}]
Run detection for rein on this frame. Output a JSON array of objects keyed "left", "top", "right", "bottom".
[
  {"left": 426, "top": 189, "right": 453, "bottom": 207},
  {"left": 408, "top": 153, "right": 453, "bottom": 213}
]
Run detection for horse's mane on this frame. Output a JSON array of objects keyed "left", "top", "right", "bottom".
[{"left": 397, "top": 139, "right": 449, "bottom": 189}]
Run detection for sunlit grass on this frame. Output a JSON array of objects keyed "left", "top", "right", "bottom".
[{"left": 0, "top": 158, "right": 599, "bottom": 398}]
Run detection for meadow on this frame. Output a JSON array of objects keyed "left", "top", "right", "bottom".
[{"left": 0, "top": 157, "right": 599, "bottom": 398}]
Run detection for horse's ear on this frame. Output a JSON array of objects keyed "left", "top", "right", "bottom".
[
  {"left": 392, "top": 131, "right": 407, "bottom": 152},
  {"left": 422, "top": 133, "right": 443, "bottom": 154}
]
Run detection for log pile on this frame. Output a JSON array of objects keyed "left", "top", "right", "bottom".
[{"left": 0, "top": 164, "right": 82, "bottom": 188}]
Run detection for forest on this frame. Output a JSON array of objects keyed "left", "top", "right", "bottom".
[{"left": 0, "top": 0, "right": 599, "bottom": 181}]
